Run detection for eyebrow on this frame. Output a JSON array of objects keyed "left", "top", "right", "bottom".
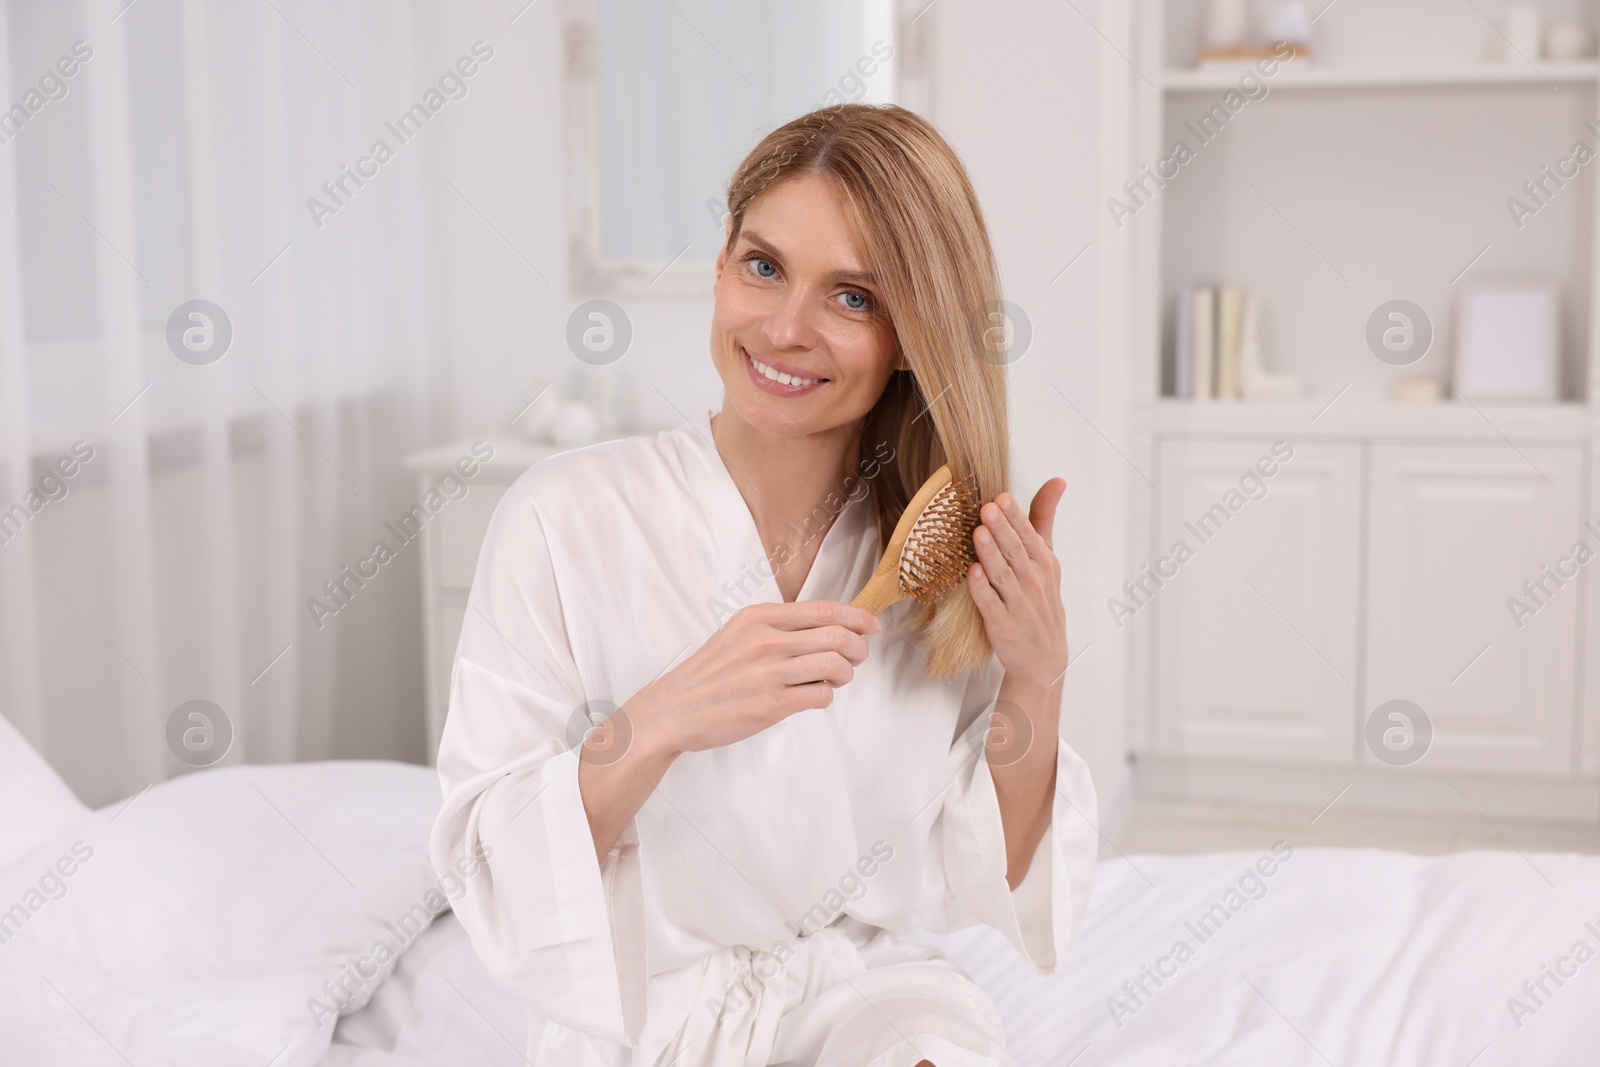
[{"left": 740, "top": 229, "right": 877, "bottom": 287}]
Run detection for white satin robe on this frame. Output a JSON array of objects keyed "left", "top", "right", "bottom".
[{"left": 429, "top": 413, "right": 1099, "bottom": 1067}]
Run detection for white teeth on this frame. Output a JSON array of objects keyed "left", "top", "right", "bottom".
[{"left": 749, "top": 354, "right": 821, "bottom": 387}]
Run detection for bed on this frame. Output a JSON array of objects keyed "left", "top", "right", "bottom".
[{"left": 2, "top": 715, "right": 1596, "bottom": 1066}]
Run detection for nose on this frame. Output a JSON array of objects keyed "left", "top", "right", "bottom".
[{"left": 760, "top": 286, "right": 820, "bottom": 351}]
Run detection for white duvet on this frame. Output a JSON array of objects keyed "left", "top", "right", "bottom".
[
  {"left": 1, "top": 713, "right": 1597, "bottom": 1066},
  {"left": 327, "top": 843, "right": 1600, "bottom": 1066}
]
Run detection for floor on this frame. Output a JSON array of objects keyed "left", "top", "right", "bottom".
[{"left": 1102, "top": 796, "right": 1600, "bottom": 860}]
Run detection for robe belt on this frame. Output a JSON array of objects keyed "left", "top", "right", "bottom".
[{"left": 643, "top": 924, "right": 866, "bottom": 1067}]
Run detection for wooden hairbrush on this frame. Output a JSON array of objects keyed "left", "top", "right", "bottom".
[{"left": 851, "top": 464, "right": 982, "bottom": 615}]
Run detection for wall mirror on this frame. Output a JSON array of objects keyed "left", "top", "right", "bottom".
[{"left": 564, "top": 0, "right": 930, "bottom": 293}]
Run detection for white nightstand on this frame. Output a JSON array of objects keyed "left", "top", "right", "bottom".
[{"left": 404, "top": 435, "right": 619, "bottom": 764}]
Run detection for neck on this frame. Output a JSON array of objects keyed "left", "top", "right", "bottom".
[{"left": 709, "top": 406, "right": 864, "bottom": 597}]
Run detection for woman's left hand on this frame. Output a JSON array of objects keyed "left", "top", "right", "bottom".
[{"left": 966, "top": 479, "right": 1068, "bottom": 691}]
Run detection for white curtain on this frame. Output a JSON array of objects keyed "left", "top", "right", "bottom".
[{"left": 0, "top": 0, "right": 446, "bottom": 806}]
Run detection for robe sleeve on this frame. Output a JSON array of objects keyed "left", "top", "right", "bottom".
[
  {"left": 912, "top": 661, "right": 1100, "bottom": 975},
  {"left": 428, "top": 481, "right": 647, "bottom": 1046}
]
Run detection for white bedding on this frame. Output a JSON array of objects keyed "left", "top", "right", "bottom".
[
  {"left": 326, "top": 845, "right": 1600, "bottom": 1066},
  {"left": 0, "top": 712, "right": 88, "bottom": 869},
  {"left": 0, "top": 760, "right": 448, "bottom": 1067},
  {"left": 1, "top": 717, "right": 1596, "bottom": 1066}
]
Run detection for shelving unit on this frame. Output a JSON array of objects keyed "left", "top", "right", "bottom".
[
  {"left": 1129, "top": 1, "right": 1600, "bottom": 432},
  {"left": 1147, "top": 396, "right": 1596, "bottom": 441},
  {"left": 1161, "top": 59, "right": 1600, "bottom": 91},
  {"left": 1117, "top": 0, "right": 1600, "bottom": 822}
]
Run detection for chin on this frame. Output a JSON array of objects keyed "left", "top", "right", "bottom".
[{"left": 727, "top": 389, "right": 834, "bottom": 437}]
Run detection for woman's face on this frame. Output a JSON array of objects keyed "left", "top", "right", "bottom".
[{"left": 711, "top": 173, "right": 902, "bottom": 439}]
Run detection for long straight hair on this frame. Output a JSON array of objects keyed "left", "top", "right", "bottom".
[{"left": 722, "top": 104, "right": 1011, "bottom": 677}]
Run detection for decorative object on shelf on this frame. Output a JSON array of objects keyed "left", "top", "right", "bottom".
[
  {"left": 1197, "top": 0, "right": 1282, "bottom": 65},
  {"left": 1544, "top": 21, "right": 1596, "bottom": 61},
  {"left": 511, "top": 366, "right": 632, "bottom": 447},
  {"left": 511, "top": 377, "right": 561, "bottom": 442},
  {"left": 1239, "top": 293, "right": 1300, "bottom": 399},
  {"left": 1392, "top": 377, "right": 1445, "bottom": 403},
  {"left": 1201, "top": 0, "right": 1250, "bottom": 52},
  {"left": 1262, "top": 3, "right": 1313, "bottom": 60},
  {"left": 574, "top": 363, "right": 624, "bottom": 435},
  {"left": 549, "top": 398, "right": 602, "bottom": 446},
  {"left": 1452, "top": 282, "right": 1561, "bottom": 401},
  {"left": 1489, "top": 6, "right": 1542, "bottom": 62}
]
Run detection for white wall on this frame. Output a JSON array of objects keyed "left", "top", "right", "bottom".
[
  {"left": 931, "top": 0, "right": 1132, "bottom": 822},
  {"left": 434, "top": 0, "right": 722, "bottom": 439}
]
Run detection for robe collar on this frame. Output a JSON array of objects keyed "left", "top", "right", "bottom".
[{"left": 672, "top": 410, "right": 879, "bottom": 608}]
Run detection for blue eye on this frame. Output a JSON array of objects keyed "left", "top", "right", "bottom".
[
  {"left": 750, "top": 257, "right": 777, "bottom": 278},
  {"left": 839, "top": 291, "right": 871, "bottom": 311}
]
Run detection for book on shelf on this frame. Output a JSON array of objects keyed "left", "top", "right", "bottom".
[
  {"left": 1216, "top": 285, "right": 1244, "bottom": 400},
  {"left": 1172, "top": 283, "right": 1301, "bottom": 401},
  {"left": 1174, "top": 286, "right": 1218, "bottom": 400},
  {"left": 1175, "top": 287, "right": 1194, "bottom": 398}
]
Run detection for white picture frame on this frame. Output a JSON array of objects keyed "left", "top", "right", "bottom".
[{"left": 1452, "top": 282, "right": 1561, "bottom": 401}]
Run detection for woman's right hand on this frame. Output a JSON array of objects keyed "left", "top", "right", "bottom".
[{"left": 628, "top": 600, "right": 881, "bottom": 756}]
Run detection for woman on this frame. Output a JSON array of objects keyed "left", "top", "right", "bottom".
[{"left": 430, "top": 104, "right": 1098, "bottom": 1067}]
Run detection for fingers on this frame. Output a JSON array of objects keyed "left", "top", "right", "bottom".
[
  {"left": 1027, "top": 479, "right": 1066, "bottom": 553},
  {"left": 994, "top": 489, "right": 1053, "bottom": 565},
  {"left": 975, "top": 485, "right": 1066, "bottom": 613},
  {"left": 781, "top": 681, "right": 836, "bottom": 714},
  {"left": 780, "top": 651, "right": 855, "bottom": 688},
  {"left": 764, "top": 599, "right": 882, "bottom": 636},
  {"left": 967, "top": 561, "right": 1005, "bottom": 620},
  {"left": 972, "top": 513, "right": 1016, "bottom": 597},
  {"left": 785, "top": 624, "right": 871, "bottom": 667},
  {"left": 987, "top": 486, "right": 1063, "bottom": 570},
  {"left": 981, "top": 500, "right": 1031, "bottom": 570},
  {"left": 975, "top": 499, "right": 1030, "bottom": 601}
]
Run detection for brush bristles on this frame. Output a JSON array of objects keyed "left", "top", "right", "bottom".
[{"left": 899, "top": 475, "right": 981, "bottom": 606}]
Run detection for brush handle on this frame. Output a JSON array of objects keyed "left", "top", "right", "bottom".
[{"left": 850, "top": 568, "right": 905, "bottom": 615}]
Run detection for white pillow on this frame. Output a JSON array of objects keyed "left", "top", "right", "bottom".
[
  {"left": 0, "top": 711, "right": 88, "bottom": 871},
  {"left": 0, "top": 760, "right": 455, "bottom": 1067}
]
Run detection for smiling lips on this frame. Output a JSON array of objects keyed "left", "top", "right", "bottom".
[{"left": 743, "top": 348, "right": 828, "bottom": 396}]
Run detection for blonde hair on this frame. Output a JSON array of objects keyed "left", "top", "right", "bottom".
[{"left": 723, "top": 104, "right": 1011, "bottom": 677}]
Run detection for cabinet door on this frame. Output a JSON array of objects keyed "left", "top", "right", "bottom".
[
  {"left": 1152, "top": 440, "right": 1361, "bottom": 764},
  {"left": 1366, "top": 444, "right": 1582, "bottom": 775}
]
